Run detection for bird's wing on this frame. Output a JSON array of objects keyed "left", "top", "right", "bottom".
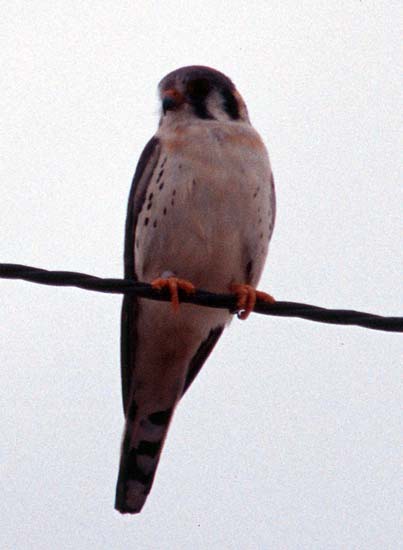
[
  {"left": 121, "top": 136, "right": 161, "bottom": 413},
  {"left": 181, "top": 325, "right": 224, "bottom": 397}
]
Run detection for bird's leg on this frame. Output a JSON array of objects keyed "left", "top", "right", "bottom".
[
  {"left": 230, "top": 283, "right": 275, "bottom": 320},
  {"left": 151, "top": 276, "right": 195, "bottom": 312}
]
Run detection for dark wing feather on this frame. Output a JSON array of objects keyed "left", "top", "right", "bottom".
[
  {"left": 182, "top": 325, "right": 224, "bottom": 397},
  {"left": 121, "top": 136, "right": 161, "bottom": 413}
]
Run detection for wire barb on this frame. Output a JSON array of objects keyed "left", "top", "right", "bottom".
[{"left": 0, "top": 263, "right": 402, "bottom": 333}]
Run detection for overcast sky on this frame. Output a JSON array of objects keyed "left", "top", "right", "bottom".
[{"left": 1, "top": 3, "right": 401, "bottom": 549}]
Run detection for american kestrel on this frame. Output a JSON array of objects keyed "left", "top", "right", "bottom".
[{"left": 115, "top": 66, "right": 276, "bottom": 514}]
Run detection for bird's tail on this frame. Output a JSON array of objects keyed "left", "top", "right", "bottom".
[{"left": 115, "top": 404, "right": 174, "bottom": 514}]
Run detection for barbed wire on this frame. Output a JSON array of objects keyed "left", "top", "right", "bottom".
[{"left": 1, "top": 263, "right": 402, "bottom": 333}]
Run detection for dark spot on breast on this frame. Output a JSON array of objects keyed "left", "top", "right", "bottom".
[
  {"left": 147, "top": 202, "right": 152, "bottom": 210},
  {"left": 178, "top": 164, "right": 182, "bottom": 170},
  {"left": 258, "top": 217, "right": 262, "bottom": 224},
  {"left": 192, "top": 179, "right": 196, "bottom": 186},
  {"left": 159, "top": 182, "right": 164, "bottom": 190},
  {"left": 144, "top": 217, "right": 149, "bottom": 226},
  {"left": 253, "top": 186, "right": 260, "bottom": 199},
  {"left": 259, "top": 232, "right": 264, "bottom": 239},
  {"left": 135, "top": 239, "right": 139, "bottom": 249},
  {"left": 148, "top": 192, "right": 153, "bottom": 201},
  {"left": 171, "top": 199, "right": 175, "bottom": 206},
  {"left": 153, "top": 220, "right": 157, "bottom": 228},
  {"left": 163, "top": 207, "right": 167, "bottom": 215},
  {"left": 172, "top": 189, "right": 176, "bottom": 196},
  {"left": 156, "top": 170, "right": 164, "bottom": 183},
  {"left": 246, "top": 260, "right": 253, "bottom": 280}
]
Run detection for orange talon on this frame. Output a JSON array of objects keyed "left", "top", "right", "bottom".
[
  {"left": 230, "top": 283, "right": 275, "bottom": 320},
  {"left": 151, "top": 277, "right": 195, "bottom": 312}
]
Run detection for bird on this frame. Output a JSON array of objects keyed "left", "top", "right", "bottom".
[{"left": 115, "top": 65, "right": 276, "bottom": 514}]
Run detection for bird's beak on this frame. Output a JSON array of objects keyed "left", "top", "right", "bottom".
[{"left": 162, "top": 89, "right": 185, "bottom": 114}]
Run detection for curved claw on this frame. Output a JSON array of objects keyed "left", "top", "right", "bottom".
[
  {"left": 230, "top": 283, "right": 275, "bottom": 320},
  {"left": 151, "top": 277, "right": 195, "bottom": 311}
]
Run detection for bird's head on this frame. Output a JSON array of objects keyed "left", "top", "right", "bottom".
[{"left": 158, "top": 65, "right": 250, "bottom": 125}]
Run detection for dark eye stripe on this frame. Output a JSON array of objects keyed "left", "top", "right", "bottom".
[
  {"left": 222, "top": 88, "right": 240, "bottom": 120},
  {"left": 192, "top": 100, "right": 215, "bottom": 120},
  {"left": 186, "top": 77, "right": 213, "bottom": 119},
  {"left": 187, "top": 78, "right": 211, "bottom": 98},
  {"left": 191, "top": 87, "right": 239, "bottom": 121}
]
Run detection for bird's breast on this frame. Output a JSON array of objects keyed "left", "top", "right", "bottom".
[{"left": 135, "top": 122, "right": 274, "bottom": 292}]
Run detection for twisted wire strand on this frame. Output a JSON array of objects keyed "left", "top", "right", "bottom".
[{"left": 1, "top": 263, "right": 402, "bottom": 333}]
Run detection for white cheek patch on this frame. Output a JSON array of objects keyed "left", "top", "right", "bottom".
[{"left": 206, "top": 90, "right": 231, "bottom": 121}]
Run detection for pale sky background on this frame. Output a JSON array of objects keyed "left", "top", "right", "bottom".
[{"left": 0, "top": 2, "right": 401, "bottom": 549}]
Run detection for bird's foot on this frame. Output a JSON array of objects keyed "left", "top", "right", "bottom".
[
  {"left": 230, "top": 283, "right": 275, "bottom": 320},
  {"left": 151, "top": 277, "right": 196, "bottom": 312}
]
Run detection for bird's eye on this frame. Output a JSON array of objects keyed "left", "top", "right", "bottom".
[{"left": 186, "top": 78, "right": 211, "bottom": 99}]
